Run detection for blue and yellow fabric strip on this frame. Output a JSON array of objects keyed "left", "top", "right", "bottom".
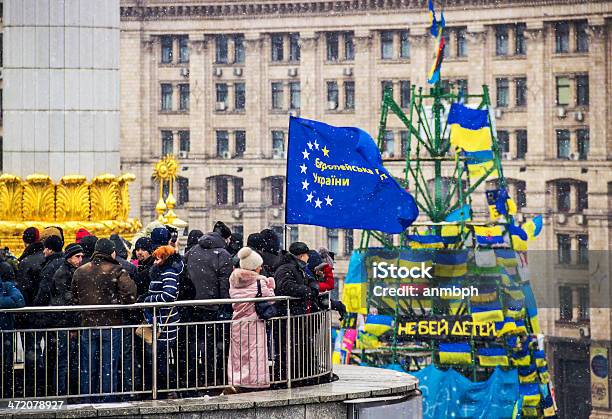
[
  {"left": 472, "top": 300, "right": 505, "bottom": 323},
  {"left": 477, "top": 346, "right": 509, "bottom": 367},
  {"left": 439, "top": 342, "right": 472, "bottom": 365},
  {"left": 363, "top": 314, "right": 393, "bottom": 337}
]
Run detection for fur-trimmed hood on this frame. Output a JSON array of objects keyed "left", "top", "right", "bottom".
[{"left": 230, "top": 268, "right": 275, "bottom": 289}]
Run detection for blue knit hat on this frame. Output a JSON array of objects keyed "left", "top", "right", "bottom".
[{"left": 151, "top": 227, "right": 171, "bottom": 249}]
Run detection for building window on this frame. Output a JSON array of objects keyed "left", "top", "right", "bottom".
[
  {"left": 235, "top": 131, "right": 246, "bottom": 157},
  {"left": 400, "top": 131, "right": 409, "bottom": 158},
  {"left": 233, "top": 177, "right": 244, "bottom": 204},
  {"left": 178, "top": 84, "right": 190, "bottom": 111},
  {"left": 496, "top": 78, "right": 509, "bottom": 107},
  {"left": 515, "top": 77, "right": 527, "bottom": 107},
  {"left": 161, "top": 130, "right": 173, "bottom": 156},
  {"left": 161, "top": 36, "right": 173, "bottom": 63},
  {"left": 215, "top": 35, "right": 229, "bottom": 64},
  {"left": 516, "top": 130, "right": 528, "bottom": 159},
  {"left": 344, "top": 32, "right": 355, "bottom": 60},
  {"left": 176, "top": 36, "right": 188, "bottom": 64},
  {"left": 381, "top": 80, "right": 393, "bottom": 102},
  {"left": 457, "top": 79, "right": 468, "bottom": 98},
  {"left": 557, "top": 235, "right": 571, "bottom": 265},
  {"left": 343, "top": 229, "right": 354, "bottom": 255},
  {"left": 271, "top": 82, "right": 283, "bottom": 110},
  {"left": 160, "top": 83, "right": 173, "bottom": 111},
  {"left": 233, "top": 82, "right": 245, "bottom": 111},
  {"left": 400, "top": 80, "right": 410, "bottom": 108},
  {"left": 289, "top": 33, "right": 300, "bottom": 61},
  {"left": 516, "top": 181, "right": 527, "bottom": 209},
  {"left": 271, "top": 34, "right": 284, "bottom": 62},
  {"left": 556, "top": 181, "right": 571, "bottom": 212},
  {"left": 556, "top": 129, "right": 570, "bottom": 159},
  {"left": 271, "top": 226, "right": 284, "bottom": 249},
  {"left": 344, "top": 81, "right": 355, "bottom": 110},
  {"left": 327, "top": 228, "right": 339, "bottom": 254},
  {"left": 179, "top": 130, "right": 190, "bottom": 153},
  {"left": 495, "top": 25, "right": 508, "bottom": 56},
  {"left": 216, "top": 177, "right": 229, "bottom": 205},
  {"left": 556, "top": 76, "right": 570, "bottom": 106},
  {"left": 555, "top": 22, "right": 570, "bottom": 53},
  {"left": 216, "top": 131, "right": 229, "bottom": 157},
  {"left": 577, "top": 235, "right": 589, "bottom": 266},
  {"left": 559, "top": 285, "right": 572, "bottom": 320},
  {"left": 289, "top": 226, "right": 299, "bottom": 244},
  {"left": 177, "top": 177, "right": 189, "bottom": 206},
  {"left": 576, "top": 21, "right": 589, "bottom": 53},
  {"left": 515, "top": 23, "right": 526, "bottom": 55},
  {"left": 272, "top": 131, "right": 285, "bottom": 156},
  {"left": 577, "top": 182, "right": 588, "bottom": 212},
  {"left": 380, "top": 31, "right": 393, "bottom": 59},
  {"left": 234, "top": 35, "right": 245, "bottom": 63},
  {"left": 578, "top": 287, "right": 589, "bottom": 321},
  {"left": 216, "top": 83, "right": 228, "bottom": 106},
  {"left": 382, "top": 130, "right": 394, "bottom": 157},
  {"left": 399, "top": 30, "right": 410, "bottom": 59},
  {"left": 576, "top": 75, "right": 589, "bottom": 106},
  {"left": 327, "top": 81, "right": 339, "bottom": 110},
  {"left": 271, "top": 177, "right": 284, "bottom": 206},
  {"left": 456, "top": 28, "right": 467, "bottom": 57},
  {"left": 289, "top": 82, "right": 300, "bottom": 110},
  {"left": 577, "top": 129, "right": 589, "bottom": 160},
  {"left": 326, "top": 32, "right": 339, "bottom": 61},
  {"left": 497, "top": 130, "right": 510, "bottom": 153}
]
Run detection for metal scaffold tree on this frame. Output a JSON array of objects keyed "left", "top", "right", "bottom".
[{"left": 335, "top": 2, "right": 556, "bottom": 418}]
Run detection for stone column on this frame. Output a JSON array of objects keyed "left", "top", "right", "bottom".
[
  {"left": 408, "top": 28, "right": 428, "bottom": 98},
  {"left": 466, "top": 25, "right": 487, "bottom": 94},
  {"left": 189, "top": 38, "right": 207, "bottom": 159},
  {"left": 244, "top": 33, "right": 264, "bottom": 158},
  {"left": 2, "top": 0, "right": 120, "bottom": 180},
  {"left": 587, "top": 19, "right": 607, "bottom": 161},
  {"left": 299, "top": 31, "right": 318, "bottom": 119},
  {"left": 353, "top": 30, "right": 374, "bottom": 134},
  {"left": 525, "top": 23, "right": 546, "bottom": 161}
]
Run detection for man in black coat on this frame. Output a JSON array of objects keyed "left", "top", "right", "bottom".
[
  {"left": 274, "top": 242, "right": 316, "bottom": 315},
  {"left": 184, "top": 230, "right": 233, "bottom": 387},
  {"left": 33, "top": 236, "right": 66, "bottom": 312},
  {"left": 16, "top": 228, "right": 46, "bottom": 307}
]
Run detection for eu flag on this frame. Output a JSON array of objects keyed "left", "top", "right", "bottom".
[{"left": 286, "top": 117, "right": 418, "bottom": 233}]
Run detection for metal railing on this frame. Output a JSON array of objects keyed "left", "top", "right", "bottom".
[{"left": 0, "top": 296, "right": 333, "bottom": 401}]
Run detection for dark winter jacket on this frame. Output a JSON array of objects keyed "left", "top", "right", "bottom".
[
  {"left": 18, "top": 241, "right": 43, "bottom": 262},
  {"left": 0, "top": 281, "right": 26, "bottom": 330},
  {"left": 260, "top": 250, "right": 280, "bottom": 278},
  {"left": 184, "top": 232, "right": 232, "bottom": 313},
  {"left": 116, "top": 255, "right": 137, "bottom": 279},
  {"left": 71, "top": 252, "right": 137, "bottom": 327},
  {"left": 16, "top": 242, "right": 45, "bottom": 305},
  {"left": 49, "top": 260, "right": 80, "bottom": 327},
  {"left": 134, "top": 256, "right": 155, "bottom": 297},
  {"left": 141, "top": 253, "right": 183, "bottom": 341},
  {"left": 30, "top": 252, "right": 66, "bottom": 328},
  {"left": 274, "top": 251, "right": 315, "bottom": 315}
]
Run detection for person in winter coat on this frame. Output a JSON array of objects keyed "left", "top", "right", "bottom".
[
  {"left": 0, "top": 268, "right": 25, "bottom": 398},
  {"left": 16, "top": 228, "right": 45, "bottom": 307},
  {"left": 71, "top": 238, "right": 137, "bottom": 400},
  {"left": 110, "top": 234, "right": 137, "bottom": 278},
  {"left": 304, "top": 250, "right": 334, "bottom": 293},
  {"left": 185, "top": 229, "right": 204, "bottom": 254},
  {"left": 274, "top": 242, "right": 316, "bottom": 315},
  {"left": 75, "top": 228, "right": 91, "bottom": 244},
  {"left": 50, "top": 243, "right": 83, "bottom": 396},
  {"left": 224, "top": 247, "right": 275, "bottom": 394},
  {"left": 138, "top": 245, "right": 183, "bottom": 390},
  {"left": 259, "top": 229, "right": 281, "bottom": 277},
  {"left": 33, "top": 236, "right": 65, "bottom": 326},
  {"left": 184, "top": 231, "right": 232, "bottom": 386},
  {"left": 133, "top": 237, "right": 154, "bottom": 297}
]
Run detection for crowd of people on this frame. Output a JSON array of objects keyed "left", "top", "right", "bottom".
[{"left": 0, "top": 221, "right": 344, "bottom": 400}]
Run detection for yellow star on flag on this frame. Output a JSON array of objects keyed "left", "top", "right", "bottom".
[{"left": 322, "top": 145, "right": 330, "bottom": 157}]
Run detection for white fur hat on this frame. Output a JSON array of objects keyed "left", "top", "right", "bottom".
[{"left": 238, "top": 247, "right": 263, "bottom": 271}]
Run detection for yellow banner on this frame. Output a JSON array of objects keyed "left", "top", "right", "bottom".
[
  {"left": 397, "top": 319, "right": 497, "bottom": 338},
  {"left": 591, "top": 346, "right": 609, "bottom": 409}
]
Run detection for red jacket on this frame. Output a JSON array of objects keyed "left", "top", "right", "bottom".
[{"left": 318, "top": 264, "right": 335, "bottom": 292}]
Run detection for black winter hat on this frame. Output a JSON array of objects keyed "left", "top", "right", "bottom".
[
  {"left": 247, "top": 233, "right": 264, "bottom": 251},
  {"left": 289, "top": 241, "right": 309, "bottom": 256},
  {"left": 260, "top": 229, "right": 281, "bottom": 254},
  {"left": 22, "top": 227, "right": 40, "bottom": 245},
  {"left": 213, "top": 221, "right": 232, "bottom": 239},
  {"left": 64, "top": 243, "right": 84, "bottom": 259},
  {"left": 151, "top": 227, "right": 171, "bottom": 249},
  {"left": 110, "top": 234, "right": 129, "bottom": 260},
  {"left": 0, "top": 261, "right": 15, "bottom": 282},
  {"left": 80, "top": 235, "right": 98, "bottom": 257},
  {"left": 94, "top": 238, "right": 116, "bottom": 257},
  {"left": 43, "top": 235, "right": 64, "bottom": 253},
  {"left": 186, "top": 230, "right": 204, "bottom": 250},
  {"left": 307, "top": 250, "right": 324, "bottom": 273},
  {"left": 135, "top": 237, "right": 153, "bottom": 253}
]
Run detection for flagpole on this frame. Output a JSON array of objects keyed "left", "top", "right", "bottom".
[{"left": 284, "top": 224, "right": 289, "bottom": 250}]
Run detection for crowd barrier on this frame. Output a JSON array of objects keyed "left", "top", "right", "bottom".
[{"left": 0, "top": 297, "right": 333, "bottom": 401}]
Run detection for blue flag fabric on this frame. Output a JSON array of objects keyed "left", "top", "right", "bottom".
[{"left": 286, "top": 117, "right": 418, "bottom": 233}]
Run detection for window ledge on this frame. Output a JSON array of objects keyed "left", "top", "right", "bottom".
[
  {"left": 323, "top": 59, "right": 355, "bottom": 65},
  {"left": 555, "top": 319, "right": 590, "bottom": 327},
  {"left": 492, "top": 54, "right": 527, "bottom": 60},
  {"left": 377, "top": 58, "right": 411, "bottom": 64},
  {"left": 213, "top": 62, "right": 245, "bottom": 66},
  {"left": 159, "top": 110, "right": 190, "bottom": 115},
  {"left": 325, "top": 109, "right": 356, "bottom": 114},
  {"left": 269, "top": 60, "right": 301, "bottom": 66},
  {"left": 552, "top": 52, "right": 589, "bottom": 58},
  {"left": 444, "top": 56, "right": 469, "bottom": 62}
]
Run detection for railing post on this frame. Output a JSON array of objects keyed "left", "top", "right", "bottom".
[
  {"left": 328, "top": 309, "right": 333, "bottom": 379},
  {"left": 152, "top": 307, "right": 158, "bottom": 399},
  {"left": 285, "top": 299, "right": 291, "bottom": 388}
]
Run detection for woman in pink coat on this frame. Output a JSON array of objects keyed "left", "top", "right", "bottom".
[{"left": 225, "top": 247, "right": 275, "bottom": 393}]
